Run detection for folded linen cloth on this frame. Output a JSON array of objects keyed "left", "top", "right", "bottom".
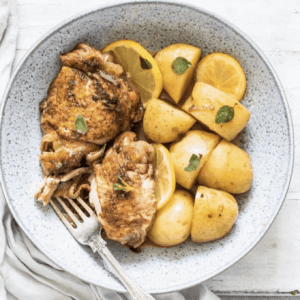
[{"left": 0, "top": 1, "right": 220, "bottom": 299}]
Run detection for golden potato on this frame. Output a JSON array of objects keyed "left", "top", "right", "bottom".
[
  {"left": 148, "top": 189, "right": 194, "bottom": 247},
  {"left": 198, "top": 140, "right": 253, "bottom": 194},
  {"left": 182, "top": 82, "right": 250, "bottom": 141},
  {"left": 155, "top": 44, "right": 201, "bottom": 103},
  {"left": 143, "top": 99, "right": 196, "bottom": 143},
  {"left": 169, "top": 130, "right": 220, "bottom": 189},
  {"left": 191, "top": 186, "right": 238, "bottom": 243}
]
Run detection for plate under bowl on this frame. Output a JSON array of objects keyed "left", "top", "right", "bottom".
[{"left": 0, "top": 1, "right": 294, "bottom": 294}]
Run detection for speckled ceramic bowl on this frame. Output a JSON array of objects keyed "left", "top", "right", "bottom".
[{"left": 0, "top": 1, "right": 294, "bottom": 294}]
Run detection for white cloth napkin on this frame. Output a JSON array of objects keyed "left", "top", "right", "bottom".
[{"left": 0, "top": 1, "right": 221, "bottom": 299}]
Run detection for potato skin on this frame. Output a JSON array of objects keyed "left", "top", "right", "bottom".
[
  {"left": 182, "top": 82, "right": 250, "bottom": 141},
  {"left": 143, "top": 98, "right": 196, "bottom": 143},
  {"left": 148, "top": 189, "right": 194, "bottom": 247},
  {"left": 155, "top": 44, "right": 201, "bottom": 103},
  {"left": 191, "top": 186, "right": 238, "bottom": 243},
  {"left": 169, "top": 130, "right": 220, "bottom": 190},
  {"left": 198, "top": 139, "right": 253, "bottom": 194}
]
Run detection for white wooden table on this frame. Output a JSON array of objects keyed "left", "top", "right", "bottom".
[{"left": 15, "top": 0, "right": 300, "bottom": 297}]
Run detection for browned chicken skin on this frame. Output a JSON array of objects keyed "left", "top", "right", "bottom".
[
  {"left": 40, "top": 64, "right": 143, "bottom": 145},
  {"left": 93, "top": 131, "right": 156, "bottom": 248},
  {"left": 60, "top": 43, "right": 123, "bottom": 76}
]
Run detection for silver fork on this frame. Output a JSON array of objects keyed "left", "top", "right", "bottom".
[{"left": 50, "top": 196, "right": 155, "bottom": 300}]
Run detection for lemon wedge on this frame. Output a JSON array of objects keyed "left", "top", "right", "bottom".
[
  {"left": 102, "top": 40, "right": 163, "bottom": 106},
  {"left": 152, "top": 143, "right": 176, "bottom": 210},
  {"left": 195, "top": 53, "right": 246, "bottom": 101}
]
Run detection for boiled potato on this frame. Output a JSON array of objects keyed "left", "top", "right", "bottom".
[
  {"left": 148, "top": 189, "right": 194, "bottom": 247},
  {"left": 191, "top": 186, "right": 238, "bottom": 243},
  {"left": 143, "top": 98, "right": 196, "bottom": 143},
  {"left": 182, "top": 82, "right": 250, "bottom": 141},
  {"left": 198, "top": 140, "right": 253, "bottom": 194},
  {"left": 169, "top": 130, "right": 220, "bottom": 189},
  {"left": 155, "top": 44, "right": 201, "bottom": 103}
]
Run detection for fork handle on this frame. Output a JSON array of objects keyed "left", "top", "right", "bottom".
[{"left": 88, "top": 234, "right": 155, "bottom": 300}]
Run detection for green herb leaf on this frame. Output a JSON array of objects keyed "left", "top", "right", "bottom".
[
  {"left": 171, "top": 57, "right": 191, "bottom": 75},
  {"left": 112, "top": 183, "right": 125, "bottom": 191},
  {"left": 73, "top": 194, "right": 77, "bottom": 199},
  {"left": 144, "top": 59, "right": 152, "bottom": 69},
  {"left": 102, "top": 143, "right": 106, "bottom": 154},
  {"left": 113, "top": 176, "right": 134, "bottom": 192},
  {"left": 291, "top": 290, "right": 299, "bottom": 296},
  {"left": 87, "top": 72, "right": 91, "bottom": 76},
  {"left": 216, "top": 106, "right": 234, "bottom": 124},
  {"left": 140, "top": 57, "right": 153, "bottom": 69},
  {"left": 75, "top": 115, "right": 87, "bottom": 134},
  {"left": 184, "top": 154, "right": 201, "bottom": 172}
]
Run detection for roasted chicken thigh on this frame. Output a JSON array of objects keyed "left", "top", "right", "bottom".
[
  {"left": 93, "top": 131, "right": 156, "bottom": 248},
  {"left": 40, "top": 65, "right": 143, "bottom": 145}
]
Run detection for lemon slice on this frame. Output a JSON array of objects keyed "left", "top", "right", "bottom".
[
  {"left": 102, "top": 40, "right": 163, "bottom": 106},
  {"left": 195, "top": 53, "right": 246, "bottom": 101},
  {"left": 152, "top": 143, "right": 176, "bottom": 210}
]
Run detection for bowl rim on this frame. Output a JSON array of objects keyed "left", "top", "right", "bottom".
[{"left": 0, "top": 0, "right": 294, "bottom": 294}]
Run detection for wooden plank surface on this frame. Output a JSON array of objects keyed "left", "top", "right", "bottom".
[{"left": 14, "top": 0, "right": 300, "bottom": 295}]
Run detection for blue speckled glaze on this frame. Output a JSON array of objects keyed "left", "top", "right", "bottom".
[{"left": 0, "top": 1, "right": 294, "bottom": 294}]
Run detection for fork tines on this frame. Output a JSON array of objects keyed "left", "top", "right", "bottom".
[{"left": 50, "top": 196, "right": 96, "bottom": 229}]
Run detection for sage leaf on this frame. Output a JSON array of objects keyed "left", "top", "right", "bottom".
[
  {"left": 216, "top": 106, "right": 234, "bottom": 124},
  {"left": 75, "top": 115, "right": 87, "bottom": 134},
  {"left": 172, "top": 57, "right": 191, "bottom": 75},
  {"left": 184, "top": 154, "right": 201, "bottom": 172},
  {"left": 140, "top": 57, "right": 153, "bottom": 69}
]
